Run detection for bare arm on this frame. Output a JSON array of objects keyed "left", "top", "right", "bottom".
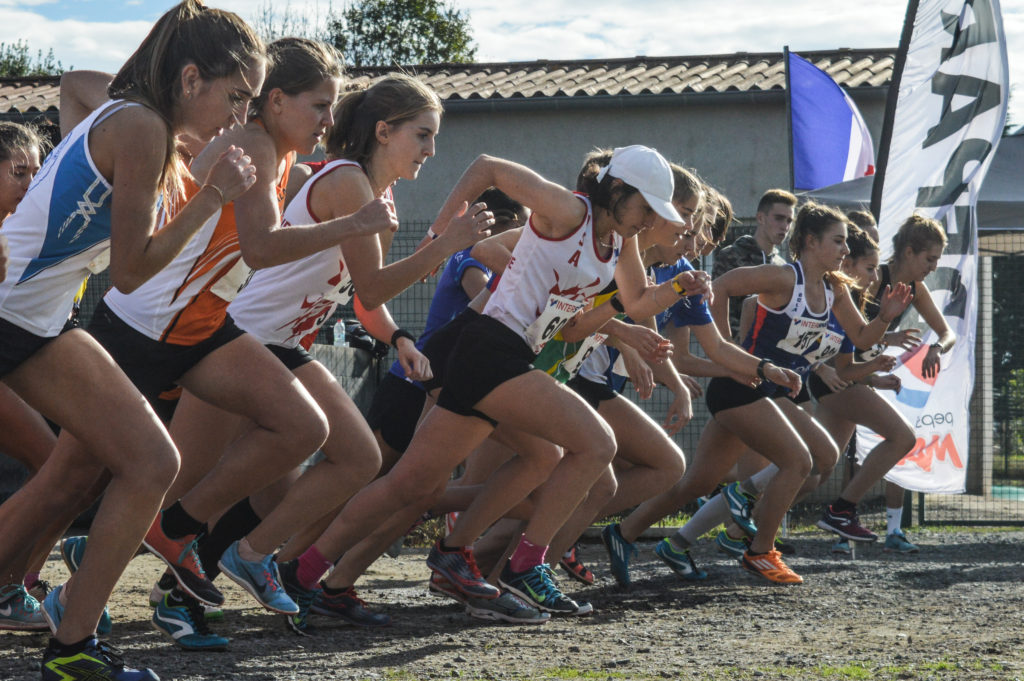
[
  {"left": 708, "top": 264, "right": 795, "bottom": 338},
  {"left": 98, "top": 108, "right": 255, "bottom": 293},
  {"left": 469, "top": 227, "right": 521, "bottom": 273},
  {"left": 614, "top": 237, "right": 713, "bottom": 321},
  {"left": 832, "top": 282, "right": 914, "bottom": 350},
  {"left": 59, "top": 70, "right": 113, "bottom": 137},
  {"left": 430, "top": 155, "right": 584, "bottom": 240}
]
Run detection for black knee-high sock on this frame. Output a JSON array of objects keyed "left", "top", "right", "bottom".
[
  {"left": 197, "top": 498, "right": 263, "bottom": 581},
  {"left": 161, "top": 500, "right": 205, "bottom": 538}
]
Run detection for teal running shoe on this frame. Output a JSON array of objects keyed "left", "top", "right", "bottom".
[
  {"left": 278, "top": 559, "right": 320, "bottom": 634},
  {"left": 723, "top": 482, "right": 758, "bottom": 537},
  {"left": 0, "top": 583, "right": 48, "bottom": 631},
  {"left": 151, "top": 593, "right": 228, "bottom": 651},
  {"left": 883, "top": 530, "right": 919, "bottom": 554},
  {"left": 499, "top": 563, "right": 587, "bottom": 615},
  {"left": 217, "top": 542, "right": 298, "bottom": 615},
  {"left": 653, "top": 539, "right": 708, "bottom": 581},
  {"left": 715, "top": 530, "right": 750, "bottom": 559},
  {"left": 600, "top": 523, "right": 638, "bottom": 588}
]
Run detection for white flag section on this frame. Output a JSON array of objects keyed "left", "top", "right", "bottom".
[{"left": 859, "top": 0, "right": 1008, "bottom": 493}]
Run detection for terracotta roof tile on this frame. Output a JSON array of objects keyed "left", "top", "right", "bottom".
[{"left": 0, "top": 48, "right": 895, "bottom": 115}]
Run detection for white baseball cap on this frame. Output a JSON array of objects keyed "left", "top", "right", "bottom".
[{"left": 597, "top": 145, "right": 683, "bottom": 224}]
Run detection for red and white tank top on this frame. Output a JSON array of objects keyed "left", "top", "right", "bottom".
[
  {"left": 483, "top": 193, "right": 621, "bottom": 353},
  {"left": 229, "top": 159, "right": 390, "bottom": 351}
]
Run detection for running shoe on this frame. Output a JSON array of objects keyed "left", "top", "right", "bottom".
[
  {"left": 42, "top": 637, "right": 159, "bottom": 681},
  {"left": 59, "top": 535, "right": 88, "bottom": 573},
  {"left": 558, "top": 544, "right": 595, "bottom": 585},
  {"left": 310, "top": 586, "right": 391, "bottom": 627},
  {"left": 600, "top": 523, "right": 637, "bottom": 588},
  {"left": 426, "top": 541, "right": 500, "bottom": 599},
  {"left": 217, "top": 542, "right": 297, "bottom": 615},
  {"left": 816, "top": 504, "right": 879, "bottom": 542},
  {"left": 715, "top": 530, "right": 750, "bottom": 559},
  {"left": 149, "top": 571, "right": 223, "bottom": 620},
  {"left": 151, "top": 593, "right": 229, "bottom": 651},
  {"left": 278, "top": 559, "right": 321, "bottom": 634},
  {"left": 883, "top": 529, "right": 920, "bottom": 554},
  {"left": 499, "top": 563, "right": 587, "bottom": 615},
  {"left": 143, "top": 516, "right": 224, "bottom": 606},
  {"left": 653, "top": 539, "right": 708, "bottom": 581},
  {"left": 0, "top": 583, "right": 48, "bottom": 631},
  {"left": 831, "top": 538, "right": 852, "bottom": 555},
  {"left": 740, "top": 549, "right": 803, "bottom": 584},
  {"left": 27, "top": 579, "right": 51, "bottom": 601},
  {"left": 428, "top": 572, "right": 467, "bottom": 604},
  {"left": 723, "top": 482, "right": 758, "bottom": 537},
  {"left": 774, "top": 537, "right": 797, "bottom": 555}
]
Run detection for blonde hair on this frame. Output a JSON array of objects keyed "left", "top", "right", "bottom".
[
  {"left": 890, "top": 214, "right": 947, "bottom": 264},
  {"left": 250, "top": 37, "right": 343, "bottom": 118}
]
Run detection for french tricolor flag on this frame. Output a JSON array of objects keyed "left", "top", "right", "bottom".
[{"left": 788, "top": 51, "right": 875, "bottom": 191}]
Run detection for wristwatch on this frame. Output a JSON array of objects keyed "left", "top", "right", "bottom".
[{"left": 930, "top": 342, "right": 943, "bottom": 353}]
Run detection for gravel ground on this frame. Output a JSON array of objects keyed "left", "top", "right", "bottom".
[{"left": 3, "top": 527, "right": 1023, "bottom": 681}]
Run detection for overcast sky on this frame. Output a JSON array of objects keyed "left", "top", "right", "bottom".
[{"left": 3, "top": 0, "right": 1022, "bottom": 125}]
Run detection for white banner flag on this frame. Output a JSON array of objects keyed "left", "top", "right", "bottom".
[{"left": 860, "top": 0, "right": 1008, "bottom": 493}]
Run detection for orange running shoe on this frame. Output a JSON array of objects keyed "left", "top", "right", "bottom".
[
  {"left": 740, "top": 549, "right": 803, "bottom": 584},
  {"left": 142, "top": 515, "right": 224, "bottom": 606}
]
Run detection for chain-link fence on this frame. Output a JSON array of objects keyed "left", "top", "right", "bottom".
[{"left": 4, "top": 220, "right": 1021, "bottom": 529}]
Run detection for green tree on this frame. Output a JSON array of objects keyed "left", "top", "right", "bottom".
[
  {"left": 328, "top": 0, "right": 476, "bottom": 67},
  {"left": 0, "top": 40, "right": 64, "bottom": 77}
]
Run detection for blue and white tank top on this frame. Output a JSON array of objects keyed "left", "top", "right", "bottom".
[
  {"left": 742, "top": 261, "right": 848, "bottom": 378},
  {"left": 0, "top": 101, "right": 135, "bottom": 336}
]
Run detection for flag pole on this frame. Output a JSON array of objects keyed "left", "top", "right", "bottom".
[
  {"left": 869, "top": 0, "right": 920, "bottom": 220},
  {"left": 783, "top": 45, "right": 795, "bottom": 192}
]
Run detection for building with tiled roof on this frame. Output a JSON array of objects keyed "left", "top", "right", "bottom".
[{"left": 0, "top": 48, "right": 895, "bottom": 221}]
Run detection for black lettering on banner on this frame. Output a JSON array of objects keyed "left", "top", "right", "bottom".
[
  {"left": 923, "top": 74, "right": 1001, "bottom": 148},
  {"left": 894, "top": 265, "right": 967, "bottom": 331},
  {"left": 939, "top": 205, "right": 976, "bottom": 256},
  {"left": 916, "top": 138, "right": 992, "bottom": 208},
  {"left": 940, "top": 0, "right": 998, "bottom": 62}
]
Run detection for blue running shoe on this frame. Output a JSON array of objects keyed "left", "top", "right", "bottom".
[
  {"left": 0, "top": 583, "right": 48, "bottom": 631},
  {"left": 152, "top": 593, "right": 228, "bottom": 651},
  {"left": 60, "top": 536, "right": 88, "bottom": 573},
  {"left": 499, "top": 563, "right": 585, "bottom": 615},
  {"left": 41, "top": 583, "right": 65, "bottom": 634},
  {"left": 653, "top": 539, "right": 708, "bottom": 581},
  {"left": 723, "top": 482, "right": 758, "bottom": 537},
  {"left": 715, "top": 530, "right": 750, "bottom": 559},
  {"left": 600, "top": 523, "right": 637, "bottom": 588},
  {"left": 217, "top": 542, "right": 298, "bottom": 615},
  {"left": 278, "top": 559, "right": 320, "bottom": 634},
  {"left": 426, "top": 541, "right": 500, "bottom": 599},
  {"left": 42, "top": 637, "right": 159, "bottom": 681},
  {"left": 58, "top": 536, "right": 113, "bottom": 633}
]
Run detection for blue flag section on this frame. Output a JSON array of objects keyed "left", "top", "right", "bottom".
[{"left": 788, "top": 51, "right": 875, "bottom": 191}]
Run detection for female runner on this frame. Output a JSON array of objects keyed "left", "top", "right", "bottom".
[
  {"left": 817, "top": 215, "right": 954, "bottom": 552},
  {"left": 0, "top": 2, "right": 264, "bottom": 677},
  {"left": 612, "top": 202, "right": 911, "bottom": 584}
]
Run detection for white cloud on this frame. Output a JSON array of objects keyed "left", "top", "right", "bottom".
[{"left": 0, "top": 8, "right": 150, "bottom": 72}]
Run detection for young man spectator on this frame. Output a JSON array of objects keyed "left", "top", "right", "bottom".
[{"left": 711, "top": 188, "right": 797, "bottom": 339}]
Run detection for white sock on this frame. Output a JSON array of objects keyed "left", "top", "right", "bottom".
[
  {"left": 886, "top": 507, "right": 903, "bottom": 536},
  {"left": 676, "top": 494, "right": 730, "bottom": 546},
  {"left": 747, "top": 464, "right": 780, "bottom": 494}
]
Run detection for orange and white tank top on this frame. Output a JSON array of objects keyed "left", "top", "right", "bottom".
[
  {"left": 483, "top": 193, "right": 620, "bottom": 354},
  {"left": 229, "top": 159, "right": 389, "bottom": 351},
  {"left": 103, "top": 154, "right": 294, "bottom": 344}
]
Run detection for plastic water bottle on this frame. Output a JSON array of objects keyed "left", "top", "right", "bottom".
[{"left": 332, "top": 320, "right": 347, "bottom": 347}]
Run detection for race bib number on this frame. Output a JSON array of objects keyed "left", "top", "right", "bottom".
[
  {"left": 560, "top": 332, "right": 607, "bottom": 379},
  {"left": 211, "top": 258, "right": 253, "bottom": 302},
  {"left": 808, "top": 328, "right": 846, "bottom": 364},
  {"left": 524, "top": 294, "right": 585, "bottom": 354},
  {"left": 777, "top": 317, "right": 829, "bottom": 357}
]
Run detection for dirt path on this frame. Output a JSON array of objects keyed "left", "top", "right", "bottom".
[{"left": 3, "top": 528, "right": 1023, "bottom": 680}]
